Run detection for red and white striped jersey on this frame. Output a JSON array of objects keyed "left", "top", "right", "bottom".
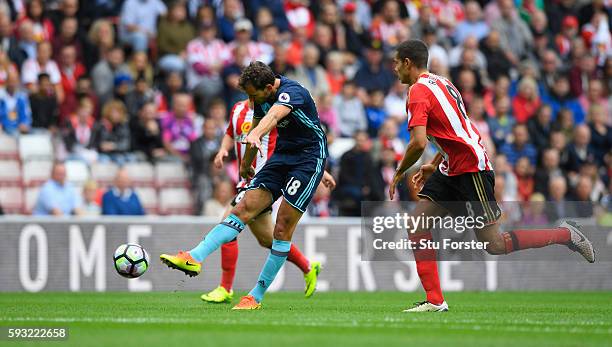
[
  {"left": 226, "top": 100, "right": 278, "bottom": 188},
  {"left": 407, "top": 72, "right": 492, "bottom": 176}
]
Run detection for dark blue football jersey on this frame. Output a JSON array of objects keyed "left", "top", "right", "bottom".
[{"left": 253, "top": 75, "right": 328, "bottom": 159}]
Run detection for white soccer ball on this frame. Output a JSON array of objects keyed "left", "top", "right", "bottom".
[{"left": 113, "top": 244, "right": 150, "bottom": 278}]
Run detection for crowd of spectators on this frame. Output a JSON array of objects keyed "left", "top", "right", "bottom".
[{"left": 0, "top": 0, "right": 610, "bottom": 222}]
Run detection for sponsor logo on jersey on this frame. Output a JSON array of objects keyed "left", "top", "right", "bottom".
[{"left": 241, "top": 121, "right": 252, "bottom": 133}]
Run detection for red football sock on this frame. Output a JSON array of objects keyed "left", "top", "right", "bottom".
[
  {"left": 287, "top": 244, "right": 310, "bottom": 274},
  {"left": 409, "top": 232, "right": 444, "bottom": 305},
  {"left": 220, "top": 239, "right": 238, "bottom": 291},
  {"left": 503, "top": 228, "right": 571, "bottom": 253}
]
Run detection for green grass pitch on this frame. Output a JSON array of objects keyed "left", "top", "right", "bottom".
[{"left": 1, "top": 291, "right": 611, "bottom": 347}]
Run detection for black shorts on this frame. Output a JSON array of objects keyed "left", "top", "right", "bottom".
[
  {"left": 418, "top": 170, "right": 502, "bottom": 226},
  {"left": 231, "top": 187, "right": 273, "bottom": 216}
]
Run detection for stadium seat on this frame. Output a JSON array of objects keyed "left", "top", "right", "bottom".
[
  {"left": 22, "top": 160, "right": 52, "bottom": 187},
  {"left": 65, "top": 160, "right": 90, "bottom": 186},
  {"left": 124, "top": 162, "right": 155, "bottom": 187},
  {"left": 18, "top": 134, "right": 54, "bottom": 161},
  {"left": 0, "top": 135, "right": 19, "bottom": 159},
  {"left": 91, "top": 162, "right": 119, "bottom": 187},
  {"left": 159, "top": 188, "right": 193, "bottom": 215},
  {"left": 0, "top": 186, "right": 23, "bottom": 214},
  {"left": 0, "top": 160, "right": 21, "bottom": 186},
  {"left": 329, "top": 138, "right": 355, "bottom": 159},
  {"left": 24, "top": 187, "right": 40, "bottom": 214},
  {"left": 135, "top": 187, "right": 158, "bottom": 214},
  {"left": 155, "top": 162, "right": 190, "bottom": 188}
]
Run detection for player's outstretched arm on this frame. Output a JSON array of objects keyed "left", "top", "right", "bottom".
[
  {"left": 246, "top": 104, "right": 291, "bottom": 143},
  {"left": 389, "top": 125, "right": 428, "bottom": 200}
]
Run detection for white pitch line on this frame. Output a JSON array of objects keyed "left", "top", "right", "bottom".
[{"left": 2, "top": 317, "right": 611, "bottom": 335}]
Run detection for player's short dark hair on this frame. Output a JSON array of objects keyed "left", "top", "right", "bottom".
[
  {"left": 396, "top": 39, "right": 429, "bottom": 69},
  {"left": 239, "top": 61, "right": 276, "bottom": 91}
]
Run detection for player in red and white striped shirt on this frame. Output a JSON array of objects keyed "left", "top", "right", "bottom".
[
  {"left": 200, "top": 99, "right": 326, "bottom": 303},
  {"left": 389, "top": 39, "right": 595, "bottom": 312}
]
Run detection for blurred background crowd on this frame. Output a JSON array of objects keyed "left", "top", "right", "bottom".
[{"left": 0, "top": 0, "right": 610, "bottom": 224}]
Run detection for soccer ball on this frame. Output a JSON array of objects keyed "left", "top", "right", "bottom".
[{"left": 113, "top": 244, "right": 150, "bottom": 278}]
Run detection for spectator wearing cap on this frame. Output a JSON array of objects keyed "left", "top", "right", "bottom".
[
  {"left": 454, "top": 1, "right": 489, "bottom": 45},
  {"left": 0, "top": 69, "right": 31, "bottom": 135},
  {"left": 112, "top": 73, "right": 132, "bottom": 104},
  {"left": 554, "top": 16, "right": 579, "bottom": 60},
  {"left": 340, "top": 1, "right": 366, "bottom": 57},
  {"left": 353, "top": 39, "right": 395, "bottom": 96},
  {"left": 156, "top": 0, "right": 195, "bottom": 73},
  {"left": 90, "top": 99, "right": 134, "bottom": 164},
  {"left": 102, "top": 168, "right": 145, "bottom": 216},
  {"left": 118, "top": 0, "right": 167, "bottom": 52},
  {"left": 288, "top": 44, "right": 330, "bottom": 99},
  {"left": 491, "top": 0, "right": 533, "bottom": 65},
  {"left": 229, "top": 18, "right": 273, "bottom": 65},
  {"left": 500, "top": 124, "right": 538, "bottom": 166},
  {"left": 33, "top": 161, "right": 83, "bottom": 216},
  {"left": 186, "top": 22, "right": 230, "bottom": 114},
  {"left": 91, "top": 46, "right": 131, "bottom": 105}
]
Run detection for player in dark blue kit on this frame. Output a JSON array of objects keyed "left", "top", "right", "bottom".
[{"left": 160, "top": 62, "right": 335, "bottom": 310}]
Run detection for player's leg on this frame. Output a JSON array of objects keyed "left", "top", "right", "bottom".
[
  {"left": 160, "top": 188, "right": 272, "bottom": 276},
  {"left": 233, "top": 157, "right": 325, "bottom": 309},
  {"left": 469, "top": 171, "right": 594, "bottom": 262},
  {"left": 249, "top": 211, "right": 320, "bottom": 297},
  {"left": 201, "top": 205, "right": 239, "bottom": 303},
  {"left": 403, "top": 196, "right": 449, "bottom": 312},
  {"left": 475, "top": 218, "right": 594, "bottom": 262}
]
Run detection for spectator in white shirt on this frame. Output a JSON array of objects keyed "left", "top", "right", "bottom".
[{"left": 186, "top": 22, "right": 230, "bottom": 113}]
